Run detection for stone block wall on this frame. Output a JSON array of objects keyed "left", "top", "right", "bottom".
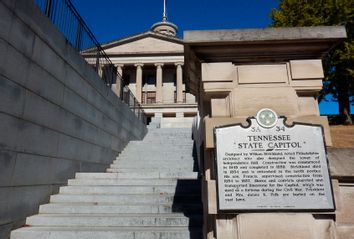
[
  {"left": 0, "top": 0, "right": 147, "bottom": 237},
  {"left": 330, "top": 126, "right": 354, "bottom": 148}
]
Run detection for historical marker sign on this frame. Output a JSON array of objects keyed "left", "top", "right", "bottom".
[{"left": 215, "top": 109, "right": 334, "bottom": 211}]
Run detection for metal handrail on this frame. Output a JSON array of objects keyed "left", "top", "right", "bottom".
[
  {"left": 34, "top": 0, "right": 147, "bottom": 124},
  {"left": 121, "top": 86, "right": 147, "bottom": 125}
]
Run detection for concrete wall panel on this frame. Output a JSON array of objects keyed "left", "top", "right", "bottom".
[
  {"left": 16, "top": 119, "right": 60, "bottom": 157},
  {"left": 26, "top": 63, "right": 65, "bottom": 105},
  {"left": 0, "top": 113, "right": 20, "bottom": 149},
  {"left": 0, "top": 75, "right": 26, "bottom": 117},
  {"left": 4, "top": 185, "right": 58, "bottom": 224},
  {"left": 0, "top": 150, "right": 17, "bottom": 187},
  {"left": 31, "top": 36, "right": 66, "bottom": 82},
  {"left": 22, "top": 90, "right": 65, "bottom": 131},
  {"left": 1, "top": 43, "right": 30, "bottom": 86},
  {"left": 11, "top": 153, "right": 56, "bottom": 186},
  {"left": 63, "top": 65, "right": 90, "bottom": 99},
  {"left": 8, "top": 15, "right": 35, "bottom": 58},
  {"left": 0, "top": 2, "right": 13, "bottom": 40}
]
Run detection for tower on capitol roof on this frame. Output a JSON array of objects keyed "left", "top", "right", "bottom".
[{"left": 151, "top": 0, "right": 178, "bottom": 36}]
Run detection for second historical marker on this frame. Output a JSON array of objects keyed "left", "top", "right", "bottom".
[{"left": 215, "top": 108, "right": 334, "bottom": 211}]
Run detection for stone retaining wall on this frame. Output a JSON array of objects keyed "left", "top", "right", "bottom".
[{"left": 0, "top": 0, "right": 147, "bottom": 237}]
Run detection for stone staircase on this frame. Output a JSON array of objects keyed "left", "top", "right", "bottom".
[{"left": 11, "top": 128, "right": 202, "bottom": 239}]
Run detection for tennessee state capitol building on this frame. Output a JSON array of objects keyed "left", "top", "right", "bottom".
[{"left": 84, "top": 5, "right": 198, "bottom": 126}]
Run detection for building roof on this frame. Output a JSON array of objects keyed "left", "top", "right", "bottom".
[
  {"left": 82, "top": 31, "right": 184, "bottom": 58},
  {"left": 101, "top": 31, "right": 183, "bottom": 50}
]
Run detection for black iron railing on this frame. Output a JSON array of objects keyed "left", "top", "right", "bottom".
[
  {"left": 121, "top": 86, "right": 147, "bottom": 125},
  {"left": 34, "top": 0, "right": 114, "bottom": 86},
  {"left": 34, "top": 0, "right": 147, "bottom": 124}
]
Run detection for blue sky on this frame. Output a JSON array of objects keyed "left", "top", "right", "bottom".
[
  {"left": 71, "top": 0, "right": 279, "bottom": 42},
  {"left": 71, "top": 0, "right": 349, "bottom": 115}
]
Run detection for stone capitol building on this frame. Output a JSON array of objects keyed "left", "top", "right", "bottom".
[{"left": 84, "top": 8, "right": 197, "bottom": 126}]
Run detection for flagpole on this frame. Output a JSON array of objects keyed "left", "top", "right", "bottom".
[{"left": 163, "top": 0, "right": 167, "bottom": 21}]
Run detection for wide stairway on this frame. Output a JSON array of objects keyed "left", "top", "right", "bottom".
[{"left": 11, "top": 128, "right": 202, "bottom": 239}]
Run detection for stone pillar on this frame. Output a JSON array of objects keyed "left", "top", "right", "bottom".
[
  {"left": 116, "top": 64, "right": 123, "bottom": 78},
  {"left": 155, "top": 63, "right": 164, "bottom": 103},
  {"left": 98, "top": 65, "right": 103, "bottom": 78},
  {"left": 112, "top": 64, "right": 124, "bottom": 97},
  {"left": 175, "top": 62, "right": 184, "bottom": 103},
  {"left": 183, "top": 27, "right": 346, "bottom": 239},
  {"left": 134, "top": 63, "right": 143, "bottom": 102}
]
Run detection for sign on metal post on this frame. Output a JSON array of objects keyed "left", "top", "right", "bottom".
[{"left": 215, "top": 109, "right": 335, "bottom": 211}]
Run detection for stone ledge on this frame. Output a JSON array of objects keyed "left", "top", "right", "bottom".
[{"left": 184, "top": 26, "right": 347, "bottom": 43}]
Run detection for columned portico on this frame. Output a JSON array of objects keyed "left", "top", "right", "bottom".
[
  {"left": 175, "top": 62, "right": 183, "bottom": 103},
  {"left": 155, "top": 63, "right": 164, "bottom": 103},
  {"left": 134, "top": 63, "right": 143, "bottom": 102},
  {"left": 96, "top": 11, "right": 198, "bottom": 125}
]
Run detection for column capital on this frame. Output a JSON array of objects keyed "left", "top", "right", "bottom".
[
  {"left": 154, "top": 63, "right": 164, "bottom": 67},
  {"left": 134, "top": 63, "right": 144, "bottom": 67},
  {"left": 175, "top": 62, "right": 184, "bottom": 66},
  {"left": 114, "top": 63, "right": 124, "bottom": 68}
]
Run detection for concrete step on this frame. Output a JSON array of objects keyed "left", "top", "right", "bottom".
[
  {"left": 145, "top": 134, "right": 192, "bottom": 138},
  {"left": 120, "top": 149, "right": 193, "bottom": 155},
  {"left": 130, "top": 143, "right": 193, "bottom": 148},
  {"left": 146, "top": 129, "right": 191, "bottom": 132},
  {"left": 129, "top": 139, "right": 191, "bottom": 144},
  {"left": 143, "top": 136, "right": 192, "bottom": 140},
  {"left": 106, "top": 167, "right": 198, "bottom": 173},
  {"left": 108, "top": 166, "right": 195, "bottom": 172},
  {"left": 109, "top": 166, "right": 196, "bottom": 172},
  {"left": 66, "top": 179, "right": 201, "bottom": 188},
  {"left": 123, "top": 145, "right": 193, "bottom": 151},
  {"left": 11, "top": 127, "right": 202, "bottom": 239},
  {"left": 109, "top": 167, "right": 196, "bottom": 172},
  {"left": 50, "top": 194, "right": 200, "bottom": 204},
  {"left": 147, "top": 128, "right": 192, "bottom": 132},
  {"left": 27, "top": 213, "right": 202, "bottom": 227},
  {"left": 130, "top": 140, "right": 193, "bottom": 145},
  {"left": 11, "top": 226, "right": 202, "bottom": 239},
  {"left": 39, "top": 203, "right": 203, "bottom": 214},
  {"left": 145, "top": 132, "right": 192, "bottom": 136},
  {"left": 143, "top": 137, "right": 192, "bottom": 140},
  {"left": 75, "top": 172, "right": 199, "bottom": 180},
  {"left": 117, "top": 152, "right": 194, "bottom": 157},
  {"left": 111, "top": 161, "right": 195, "bottom": 168},
  {"left": 67, "top": 178, "right": 180, "bottom": 186},
  {"left": 116, "top": 155, "right": 194, "bottom": 163},
  {"left": 114, "top": 156, "right": 195, "bottom": 162},
  {"left": 119, "top": 149, "right": 193, "bottom": 156},
  {"left": 59, "top": 185, "right": 201, "bottom": 195},
  {"left": 142, "top": 137, "right": 192, "bottom": 142}
]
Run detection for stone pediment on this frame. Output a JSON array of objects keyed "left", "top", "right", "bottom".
[{"left": 102, "top": 32, "right": 184, "bottom": 55}]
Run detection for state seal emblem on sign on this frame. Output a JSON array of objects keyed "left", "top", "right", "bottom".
[{"left": 256, "top": 108, "right": 278, "bottom": 128}]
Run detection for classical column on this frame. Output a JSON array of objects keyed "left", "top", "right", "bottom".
[
  {"left": 155, "top": 63, "right": 164, "bottom": 103},
  {"left": 175, "top": 62, "right": 184, "bottom": 103},
  {"left": 134, "top": 63, "right": 143, "bottom": 102},
  {"left": 112, "top": 64, "right": 124, "bottom": 97},
  {"left": 98, "top": 65, "right": 103, "bottom": 78}
]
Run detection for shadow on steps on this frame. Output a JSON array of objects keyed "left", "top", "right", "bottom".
[{"left": 172, "top": 139, "right": 203, "bottom": 239}]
